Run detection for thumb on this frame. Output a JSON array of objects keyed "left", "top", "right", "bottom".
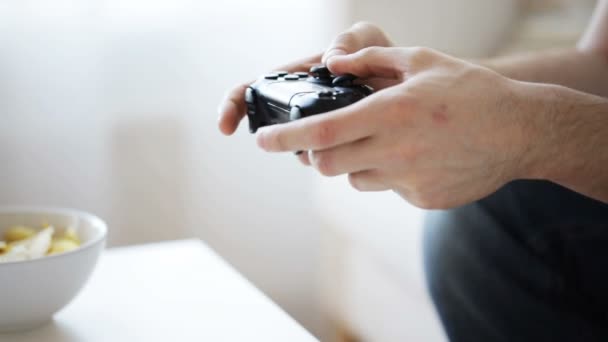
[{"left": 326, "top": 47, "right": 407, "bottom": 79}]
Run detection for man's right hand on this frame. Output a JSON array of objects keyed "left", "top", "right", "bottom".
[{"left": 217, "top": 22, "right": 393, "bottom": 136}]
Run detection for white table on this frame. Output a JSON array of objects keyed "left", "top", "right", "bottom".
[{"left": 0, "top": 240, "right": 317, "bottom": 342}]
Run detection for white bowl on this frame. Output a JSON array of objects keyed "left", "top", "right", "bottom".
[{"left": 0, "top": 207, "right": 107, "bottom": 332}]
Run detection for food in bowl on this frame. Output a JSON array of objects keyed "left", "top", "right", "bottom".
[
  {"left": 0, "top": 224, "right": 81, "bottom": 263},
  {"left": 0, "top": 207, "right": 107, "bottom": 332}
]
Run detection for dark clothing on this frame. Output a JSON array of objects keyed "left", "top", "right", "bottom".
[{"left": 423, "top": 180, "right": 608, "bottom": 341}]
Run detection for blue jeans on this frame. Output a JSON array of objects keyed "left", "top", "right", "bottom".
[{"left": 423, "top": 180, "right": 608, "bottom": 341}]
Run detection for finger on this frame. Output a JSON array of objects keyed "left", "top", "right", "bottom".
[
  {"left": 364, "top": 77, "right": 402, "bottom": 92},
  {"left": 323, "top": 22, "right": 392, "bottom": 64},
  {"left": 274, "top": 52, "right": 323, "bottom": 73},
  {"left": 218, "top": 82, "right": 252, "bottom": 135},
  {"left": 297, "top": 150, "right": 311, "bottom": 165},
  {"left": 327, "top": 46, "right": 407, "bottom": 80},
  {"left": 256, "top": 94, "right": 383, "bottom": 152},
  {"left": 348, "top": 169, "right": 390, "bottom": 191},
  {"left": 309, "top": 137, "right": 382, "bottom": 176},
  {"left": 217, "top": 53, "right": 322, "bottom": 136}
]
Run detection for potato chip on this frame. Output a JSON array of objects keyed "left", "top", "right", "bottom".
[{"left": 4, "top": 226, "right": 36, "bottom": 242}]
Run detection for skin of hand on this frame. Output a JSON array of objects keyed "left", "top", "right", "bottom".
[{"left": 255, "top": 47, "right": 538, "bottom": 209}]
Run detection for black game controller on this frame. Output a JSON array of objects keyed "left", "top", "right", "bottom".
[{"left": 245, "top": 65, "right": 373, "bottom": 133}]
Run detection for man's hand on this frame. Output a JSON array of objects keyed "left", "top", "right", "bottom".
[
  {"left": 256, "top": 47, "right": 536, "bottom": 209},
  {"left": 220, "top": 10, "right": 608, "bottom": 207},
  {"left": 217, "top": 22, "right": 393, "bottom": 136}
]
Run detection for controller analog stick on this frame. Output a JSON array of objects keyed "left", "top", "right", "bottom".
[
  {"left": 310, "top": 65, "right": 332, "bottom": 80},
  {"left": 332, "top": 74, "right": 357, "bottom": 86}
]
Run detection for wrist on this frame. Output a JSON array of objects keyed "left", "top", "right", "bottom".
[
  {"left": 509, "top": 79, "right": 608, "bottom": 183},
  {"left": 505, "top": 80, "right": 559, "bottom": 181}
]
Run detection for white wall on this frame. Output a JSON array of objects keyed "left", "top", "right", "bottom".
[
  {"left": 0, "top": 0, "right": 522, "bottom": 338},
  {"left": 0, "top": 0, "right": 346, "bottom": 335},
  {"left": 344, "top": 0, "right": 519, "bottom": 57}
]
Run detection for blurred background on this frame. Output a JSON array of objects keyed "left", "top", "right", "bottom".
[{"left": 0, "top": 0, "right": 596, "bottom": 341}]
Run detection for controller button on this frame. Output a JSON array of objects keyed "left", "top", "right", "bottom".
[
  {"left": 295, "top": 72, "right": 309, "bottom": 78},
  {"left": 245, "top": 87, "right": 255, "bottom": 103},
  {"left": 284, "top": 75, "right": 299, "bottom": 80},
  {"left": 317, "top": 90, "right": 334, "bottom": 98},
  {"left": 275, "top": 71, "right": 288, "bottom": 76},
  {"left": 290, "top": 107, "right": 302, "bottom": 121},
  {"left": 264, "top": 73, "right": 279, "bottom": 80},
  {"left": 361, "top": 85, "right": 374, "bottom": 95},
  {"left": 247, "top": 104, "right": 255, "bottom": 115}
]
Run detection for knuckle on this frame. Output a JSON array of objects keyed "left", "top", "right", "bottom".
[
  {"left": 231, "top": 82, "right": 249, "bottom": 97},
  {"left": 267, "top": 129, "right": 286, "bottom": 151},
  {"left": 411, "top": 46, "right": 434, "bottom": 58},
  {"left": 311, "top": 151, "right": 335, "bottom": 176},
  {"left": 409, "top": 191, "right": 435, "bottom": 209},
  {"left": 359, "top": 46, "right": 382, "bottom": 58},
  {"left": 348, "top": 173, "right": 364, "bottom": 191},
  {"left": 311, "top": 121, "right": 336, "bottom": 148},
  {"left": 351, "top": 21, "right": 389, "bottom": 44},
  {"left": 408, "top": 46, "right": 436, "bottom": 67},
  {"left": 352, "top": 20, "right": 371, "bottom": 28},
  {"left": 225, "top": 83, "right": 250, "bottom": 107},
  {"left": 412, "top": 198, "right": 433, "bottom": 210},
  {"left": 351, "top": 21, "right": 377, "bottom": 32},
  {"left": 407, "top": 180, "right": 444, "bottom": 209},
  {"left": 333, "top": 31, "right": 359, "bottom": 51}
]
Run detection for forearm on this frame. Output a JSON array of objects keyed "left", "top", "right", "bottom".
[
  {"left": 517, "top": 80, "right": 608, "bottom": 203},
  {"left": 481, "top": 0, "right": 608, "bottom": 98},
  {"left": 481, "top": 49, "right": 608, "bottom": 98}
]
